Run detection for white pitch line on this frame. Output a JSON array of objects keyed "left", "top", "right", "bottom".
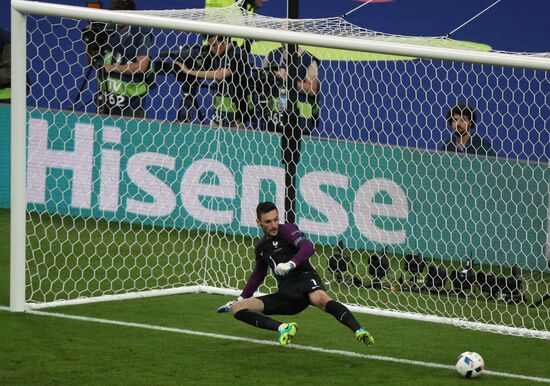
[{"left": 2, "top": 307, "right": 549, "bottom": 384}]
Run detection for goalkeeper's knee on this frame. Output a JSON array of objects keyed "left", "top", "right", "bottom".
[{"left": 231, "top": 301, "right": 246, "bottom": 316}]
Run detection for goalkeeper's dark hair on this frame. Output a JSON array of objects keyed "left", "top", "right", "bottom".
[
  {"left": 109, "top": 0, "right": 136, "bottom": 11},
  {"left": 256, "top": 201, "right": 278, "bottom": 219},
  {"left": 447, "top": 103, "right": 476, "bottom": 127}
]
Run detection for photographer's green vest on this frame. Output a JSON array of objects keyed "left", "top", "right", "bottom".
[
  {"left": 99, "top": 26, "right": 152, "bottom": 114},
  {"left": 205, "top": 0, "right": 257, "bottom": 12},
  {"left": 264, "top": 48, "right": 320, "bottom": 135}
]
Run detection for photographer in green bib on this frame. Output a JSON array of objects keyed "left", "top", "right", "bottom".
[
  {"left": 174, "top": 34, "right": 250, "bottom": 128},
  {"left": 262, "top": 45, "right": 320, "bottom": 135},
  {"left": 96, "top": 0, "right": 152, "bottom": 118}
]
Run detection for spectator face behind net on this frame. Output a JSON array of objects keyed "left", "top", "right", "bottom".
[
  {"left": 450, "top": 114, "right": 473, "bottom": 136},
  {"left": 205, "top": 35, "right": 230, "bottom": 56}
]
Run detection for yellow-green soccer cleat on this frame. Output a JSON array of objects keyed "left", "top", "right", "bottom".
[
  {"left": 355, "top": 328, "right": 374, "bottom": 346},
  {"left": 278, "top": 322, "right": 298, "bottom": 346}
]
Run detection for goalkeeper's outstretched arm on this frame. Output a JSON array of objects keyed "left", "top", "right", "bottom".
[
  {"left": 216, "top": 259, "right": 267, "bottom": 312},
  {"left": 240, "top": 259, "right": 268, "bottom": 298}
]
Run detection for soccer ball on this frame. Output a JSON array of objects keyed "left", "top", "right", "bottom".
[{"left": 455, "top": 352, "right": 484, "bottom": 378}]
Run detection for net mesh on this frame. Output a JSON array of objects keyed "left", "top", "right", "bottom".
[
  {"left": 137, "top": 4, "right": 544, "bottom": 54},
  {"left": 20, "top": 4, "right": 550, "bottom": 338}
]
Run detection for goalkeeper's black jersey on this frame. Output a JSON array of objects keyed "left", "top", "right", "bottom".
[
  {"left": 254, "top": 223, "right": 315, "bottom": 280},
  {"left": 241, "top": 223, "right": 317, "bottom": 298}
]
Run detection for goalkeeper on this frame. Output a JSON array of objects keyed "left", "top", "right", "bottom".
[{"left": 217, "top": 201, "right": 374, "bottom": 346}]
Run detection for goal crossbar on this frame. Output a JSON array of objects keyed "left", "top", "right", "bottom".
[{"left": 11, "top": 0, "right": 550, "bottom": 71}]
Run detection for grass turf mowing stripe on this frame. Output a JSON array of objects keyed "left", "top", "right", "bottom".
[{"left": 1, "top": 306, "right": 547, "bottom": 384}]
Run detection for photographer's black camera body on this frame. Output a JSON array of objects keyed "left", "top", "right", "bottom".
[
  {"left": 154, "top": 45, "right": 213, "bottom": 81},
  {"left": 82, "top": 22, "right": 116, "bottom": 69},
  {"left": 250, "top": 67, "right": 280, "bottom": 103},
  {"left": 476, "top": 268, "right": 523, "bottom": 302},
  {"left": 327, "top": 241, "right": 364, "bottom": 288},
  {"left": 250, "top": 66, "right": 284, "bottom": 132},
  {"left": 152, "top": 45, "right": 215, "bottom": 122},
  {"left": 328, "top": 252, "right": 351, "bottom": 278},
  {"left": 328, "top": 241, "right": 355, "bottom": 285}
]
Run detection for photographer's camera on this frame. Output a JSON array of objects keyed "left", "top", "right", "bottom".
[{"left": 82, "top": 22, "right": 115, "bottom": 68}]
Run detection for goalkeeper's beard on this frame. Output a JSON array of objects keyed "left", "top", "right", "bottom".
[
  {"left": 263, "top": 224, "right": 279, "bottom": 237},
  {"left": 261, "top": 224, "right": 279, "bottom": 237}
]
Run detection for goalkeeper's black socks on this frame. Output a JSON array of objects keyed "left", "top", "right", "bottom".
[
  {"left": 325, "top": 300, "right": 362, "bottom": 332},
  {"left": 234, "top": 309, "right": 282, "bottom": 331}
]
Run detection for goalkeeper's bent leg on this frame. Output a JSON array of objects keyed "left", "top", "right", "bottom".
[
  {"left": 234, "top": 309, "right": 282, "bottom": 331},
  {"left": 325, "top": 300, "right": 362, "bottom": 332},
  {"left": 325, "top": 300, "right": 373, "bottom": 345}
]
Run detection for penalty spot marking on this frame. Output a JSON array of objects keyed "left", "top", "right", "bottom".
[{"left": 2, "top": 307, "right": 549, "bottom": 384}]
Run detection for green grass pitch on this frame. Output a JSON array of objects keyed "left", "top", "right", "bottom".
[{"left": 1, "top": 208, "right": 549, "bottom": 385}]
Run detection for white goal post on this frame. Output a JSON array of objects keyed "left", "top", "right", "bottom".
[{"left": 9, "top": 0, "right": 550, "bottom": 339}]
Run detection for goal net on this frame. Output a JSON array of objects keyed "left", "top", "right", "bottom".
[{"left": 10, "top": 1, "right": 550, "bottom": 339}]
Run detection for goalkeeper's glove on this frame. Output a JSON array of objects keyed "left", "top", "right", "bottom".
[
  {"left": 216, "top": 296, "right": 243, "bottom": 313},
  {"left": 274, "top": 261, "right": 296, "bottom": 276}
]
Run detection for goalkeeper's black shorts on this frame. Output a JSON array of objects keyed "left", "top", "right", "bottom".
[{"left": 259, "top": 270, "right": 325, "bottom": 315}]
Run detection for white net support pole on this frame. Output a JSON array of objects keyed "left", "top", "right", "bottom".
[{"left": 9, "top": 2, "right": 27, "bottom": 312}]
